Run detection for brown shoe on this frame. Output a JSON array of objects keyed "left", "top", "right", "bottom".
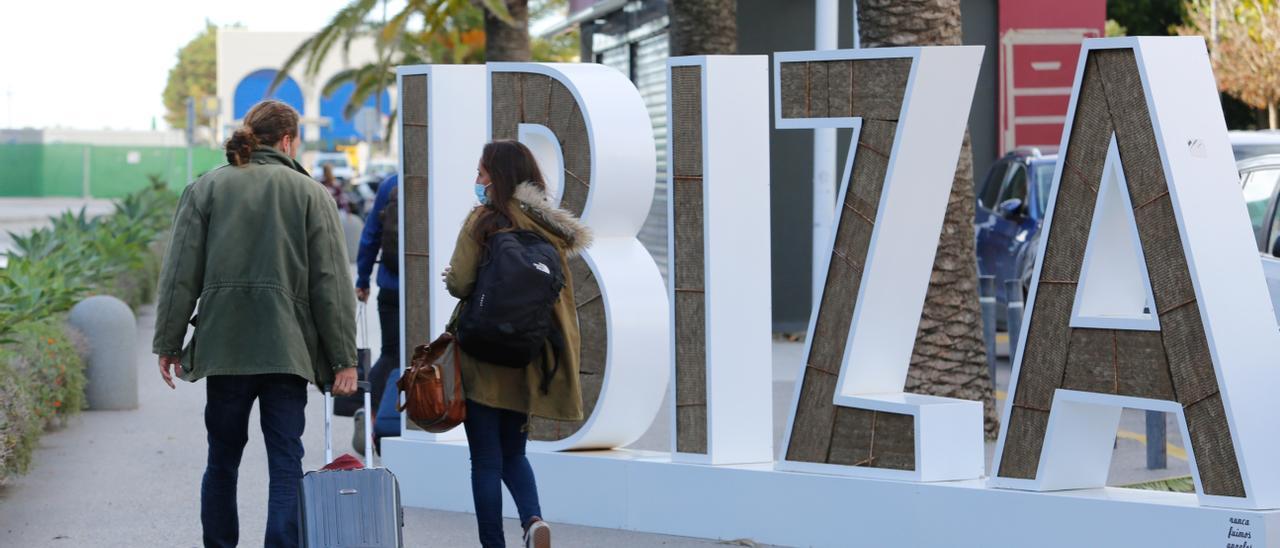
[{"left": 524, "top": 518, "right": 551, "bottom": 548}]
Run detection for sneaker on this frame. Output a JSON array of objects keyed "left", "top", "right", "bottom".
[
  {"left": 352, "top": 409, "right": 366, "bottom": 455},
  {"left": 524, "top": 518, "right": 551, "bottom": 548}
]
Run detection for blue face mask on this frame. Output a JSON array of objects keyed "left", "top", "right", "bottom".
[{"left": 475, "top": 183, "right": 489, "bottom": 205}]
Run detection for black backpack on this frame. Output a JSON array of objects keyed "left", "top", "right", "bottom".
[
  {"left": 454, "top": 229, "right": 565, "bottom": 369},
  {"left": 379, "top": 185, "right": 399, "bottom": 275}
]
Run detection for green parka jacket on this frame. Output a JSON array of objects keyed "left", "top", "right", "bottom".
[
  {"left": 152, "top": 146, "right": 357, "bottom": 387},
  {"left": 445, "top": 182, "right": 592, "bottom": 421}
]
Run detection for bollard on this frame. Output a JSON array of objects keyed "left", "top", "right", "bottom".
[
  {"left": 67, "top": 295, "right": 138, "bottom": 410},
  {"left": 979, "top": 275, "right": 997, "bottom": 392},
  {"left": 1146, "top": 410, "right": 1167, "bottom": 470},
  {"left": 1005, "top": 280, "right": 1025, "bottom": 363}
]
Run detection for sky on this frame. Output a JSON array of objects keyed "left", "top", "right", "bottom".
[{"left": 0, "top": 0, "right": 360, "bottom": 131}]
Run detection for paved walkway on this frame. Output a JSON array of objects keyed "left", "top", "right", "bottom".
[{"left": 0, "top": 304, "right": 744, "bottom": 547}]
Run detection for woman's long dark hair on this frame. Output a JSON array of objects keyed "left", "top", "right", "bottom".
[{"left": 472, "top": 140, "right": 548, "bottom": 244}]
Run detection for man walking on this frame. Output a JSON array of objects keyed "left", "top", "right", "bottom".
[{"left": 152, "top": 100, "right": 358, "bottom": 548}]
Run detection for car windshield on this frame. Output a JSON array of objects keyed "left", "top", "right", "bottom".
[{"left": 1032, "top": 162, "right": 1057, "bottom": 211}]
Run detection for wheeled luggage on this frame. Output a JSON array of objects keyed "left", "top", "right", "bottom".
[{"left": 299, "top": 381, "right": 404, "bottom": 547}]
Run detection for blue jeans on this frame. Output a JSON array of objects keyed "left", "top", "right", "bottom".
[
  {"left": 463, "top": 400, "right": 542, "bottom": 548},
  {"left": 201, "top": 374, "right": 307, "bottom": 548}
]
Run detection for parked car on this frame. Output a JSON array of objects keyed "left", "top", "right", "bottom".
[
  {"left": 356, "top": 157, "right": 397, "bottom": 193},
  {"left": 974, "top": 147, "right": 1058, "bottom": 327},
  {"left": 983, "top": 149, "right": 1280, "bottom": 329},
  {"left": 1229, "top": 130, "right": 1280, "bottom": 162},
  {"left": 312, "top": 152, "right": 357, "bottom": 184}
]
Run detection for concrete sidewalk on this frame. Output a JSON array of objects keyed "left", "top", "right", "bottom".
[{"left": 0, "top": 304, "right": 747, "bottom": 548}]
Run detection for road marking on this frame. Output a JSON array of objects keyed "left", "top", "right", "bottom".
[{"left": 1116, "top": 429, "right": 1188, "bottom": 461}]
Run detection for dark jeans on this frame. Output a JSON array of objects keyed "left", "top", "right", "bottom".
[
  {"left": 369, "top": 288, "right": 399, "bottom": 452},
  {"left": 463, "top": 400, "right": 542, "bottom": 548},
  {"left": 202, "top": 374, "right": 307, "bottom": 548}
]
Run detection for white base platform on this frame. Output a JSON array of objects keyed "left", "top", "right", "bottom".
[{"left": 382, "top": 437, "right": 1280, "bottom": 547}]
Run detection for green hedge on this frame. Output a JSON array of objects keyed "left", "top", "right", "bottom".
[{"left": 0, "top": 178, "right": 175, "bottom": 482}]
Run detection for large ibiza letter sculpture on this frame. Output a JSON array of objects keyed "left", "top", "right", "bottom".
[
  {"left": 990, "top": 37, "right": 1280, "bottom": 509},
  {"left": 775, "top": 46, "right": 986, "bottom": 481},
  {"left": 666, "top": 55, "right": 774, "bottom": 465},
  {"left": 488, "top": 63, "right": 670, "bottom": 451}
]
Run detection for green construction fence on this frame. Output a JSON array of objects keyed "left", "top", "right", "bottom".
[{"left": 0, "top": 144, "right": 226, "bottom": 198}]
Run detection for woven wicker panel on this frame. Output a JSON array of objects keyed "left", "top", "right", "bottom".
[
  {"left": 399, "top": 74, "right": 429, "bottom": 433},
  {"left": 1134, "top": 195, "right": 1196, "bottom": 315},
  {"left": 779, "top": 62, "right": 808, "bottom": 119},
  {"left": 777, "top": 58, "right": 910, "bottom": 122},
  {"left": 781, "top": 56, "right": 916, "bottom": 470},
  {"left": 674, "top": 292, "right": 706, "bottom": 407},
  {"left": 1011, "top": 282, "right": 1075, "bottom": 410},
  {"left": 401, "top": 74, "right": 427, "bottom": 125},
  {"left": 997, "top": 405, "right": 1051, "bottom": 479},
  {"left": 827, "top": 407, "right": 915, "bottom": 470},
  {"left": 521, "top": 73, "right": 554, "bottom": 127},
  {"left": 671, "top": 69, "right": 707, "bottom": 456},
  {"left": 1062, "top": 329, "right": 1118, "bottom": 395},
  {"left": 785, "top": 367, "right": 839, "bottom": 462},
  {"left": 996, "top": 49, "right": 1244, "bottom": 493},
  {"left": 1114, "top": 330, "right": 1175, "bottom": 400},
  {"left": 1095, "top": 49, "right": 1168, "bottom": 208},
  {"left": 676, "top": 404, "right": 708, "bottom": 454},
  {"left": 671, "top": 67, "right": 703, "bottom": 178},
  {"left": 546, "top": 82, "right": 591, "bottom": 218},
  {"left": 490, "top": 72, "right": 521, "bottom": 140},
  {"left": 848, "top": 58, "right": 912, "bottom": 121},
  {"left": 1185, "top": 393, "right": 1247, "bottom": 497},
  {"left": 849, "top": 120, "right": 895, "bottom": 222},
  {"left": 1039, "top": 57, "right": 1108, "bottom": 283},
  {"left": 807, "top": 62, "right": 830, "bottom": 118},
  {"left": 825, "top": 61, "right": 853, "bottom": 118},
  {"left": 807, "top": 238, "right": 864, "bottom": 375},
  {"left": 1159, "top": 302, "right": 1219, "bottom": 406}
]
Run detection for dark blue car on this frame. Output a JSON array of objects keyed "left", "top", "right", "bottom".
[{"left": 974, "top": 148, "right": 1058, "bottom": 326}]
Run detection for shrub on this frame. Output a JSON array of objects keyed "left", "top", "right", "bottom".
[
  {"left": 0, "top": 319, "right": 86, "bottom": 482},
  {"left": 0, "top": 177, "right": 176, "bottom": 482}
]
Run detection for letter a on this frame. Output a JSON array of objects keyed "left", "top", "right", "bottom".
[{"left": 990, "top": 37, "right": 1280, "bottom": 510}]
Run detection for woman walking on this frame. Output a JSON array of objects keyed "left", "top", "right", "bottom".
[
  {"left": 152, "top": 99, "right": 359, "bottom": 548},
  {"left": 444, "top": 140, "right": 591, "bottom": 548}
]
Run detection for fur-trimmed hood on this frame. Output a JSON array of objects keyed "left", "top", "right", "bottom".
[{"left": 512, "top": 182, "right": 593, "bottom": 256}]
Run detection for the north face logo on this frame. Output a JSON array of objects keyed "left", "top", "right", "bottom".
[{"left": 532, "top": 262, "right": 551, "bottom": 275}]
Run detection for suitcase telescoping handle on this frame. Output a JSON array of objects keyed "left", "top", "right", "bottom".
[{"left": 322, "top": 380, "right": 373, "bottom": 467}]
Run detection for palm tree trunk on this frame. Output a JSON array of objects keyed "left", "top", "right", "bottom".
[
  {"left": 858, "top": 0, "right": 998, "bottom": 438},
  {"left": 485, "top": 0, "right": 531, "bottom": 61},
  {"left": 668, "top": 0, "right": 737, "bottom": 56}
]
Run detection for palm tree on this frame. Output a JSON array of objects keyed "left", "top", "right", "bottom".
[
  {"left": 268, "top": 0, "right": 522, "bottom": 127},
  {"left": 857, "top": 0, "right": 997, "bottom": 437},
  {"left": 668, "top": 0, "right": 737, "bottom": 56}
]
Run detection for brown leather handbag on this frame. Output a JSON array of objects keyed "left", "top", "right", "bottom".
[{"left": 397, "top": 332, "right": 466, "bottom": 432}]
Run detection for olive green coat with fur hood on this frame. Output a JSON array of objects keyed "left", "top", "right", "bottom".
[
  {"left": 445, "top": 182, "right": 591, "bottom": 421},
  {"left": 152, "top": 146, "right": 357, "bottom": 387}
]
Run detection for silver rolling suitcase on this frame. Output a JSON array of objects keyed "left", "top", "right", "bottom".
[{"left": 299, "top": 381, "right": 404, "bottom": 547}]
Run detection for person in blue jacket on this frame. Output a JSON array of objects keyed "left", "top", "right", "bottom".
[{"left": 355, "top": 174, "right": 401, "bottom": 449}]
